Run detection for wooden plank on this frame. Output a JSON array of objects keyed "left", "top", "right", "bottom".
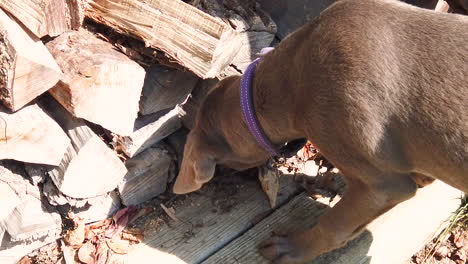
[
  {"left": 46, "top": 29, "right": 145, "bottom": 136},
  {"left": 0, "top": 0, "right": 71, "bottom": 38},
  {"left": 39, "top": 95, "right": 127, "bottom": 199},
  {"left": 202, "top": 181, "right": 462, "bottom": 264},
  {"left": 85, "top": 0, "right": 244, "bottom": 79},
  {"left": 0, "top": 9, "right": 62, "bottom": 111},
  {"left": 0, "top": 104, "right": 69, "bottom": 166},
  {"left": 124, "top": 175, "right": 301, "bottom": 264}
]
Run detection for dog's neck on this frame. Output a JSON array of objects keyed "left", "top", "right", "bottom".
[{"left": 247, "top": 58, "right": 306, "bottom": 151}]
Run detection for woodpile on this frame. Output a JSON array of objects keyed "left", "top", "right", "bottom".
[{"left": 0, "top": 0, "right": 280, "bottom": 261}]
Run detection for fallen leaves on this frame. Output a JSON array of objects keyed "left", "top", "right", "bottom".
[
  {"left": 59, "top": 207, "right": 148, "bottom": 264},
  {"left": 64, "top": 216, "right": 86, "bottom": 248}
]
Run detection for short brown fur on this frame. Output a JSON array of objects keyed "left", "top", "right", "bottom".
[{"left": 173, "top": 0, "right": 468, "bottom": 263}]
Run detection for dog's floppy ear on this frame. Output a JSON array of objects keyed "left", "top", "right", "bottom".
[{"left": 173, "top": 152, "right": 216, "bottom": 194}]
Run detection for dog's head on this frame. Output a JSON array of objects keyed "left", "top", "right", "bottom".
[{"left": 173, "top": 76, "right": 271, "bottom": 194}]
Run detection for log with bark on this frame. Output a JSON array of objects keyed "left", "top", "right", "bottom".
[
  {"left": 46, "top": 29, "right": 146, "bottom": 136},
  {"left": 84, "top": 0, "right": 276, "bottom": 78},
  {"left": 193, "top": 0, "right": 277, "bottom": 76},
  {"left": 0, "top": 104, "right": 69, "bottom": 166},
  {"left": 0, "top": 0, "right": 83, "bottom": 38},
  {"left": 0, "top": 9, "right": 62, "bottom": 111},
  {"left": 0, "top": 161, "right": 61, "bottom": 244},
  {"left": 39, "top": 95, "right": 127, "bottom": 199}
]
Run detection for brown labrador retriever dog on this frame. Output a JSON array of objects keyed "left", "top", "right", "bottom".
[{"left": 173, "top": 0, "right": 468, "bottom": 263}]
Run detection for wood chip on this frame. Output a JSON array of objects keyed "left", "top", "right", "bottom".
[
  {"left": 258, "top": 163, "right": 280, "bottom": 208},
  {"left": 161, "top": 203, "right": 179, "bottom": 222}
]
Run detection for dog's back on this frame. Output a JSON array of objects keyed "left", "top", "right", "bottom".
[{"left": 276, "top": 0, "right": 467, "bottom": 190}]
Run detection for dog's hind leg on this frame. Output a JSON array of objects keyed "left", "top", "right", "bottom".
[{"left": 258, "top": 171, "right": 418, "bottom": 264}]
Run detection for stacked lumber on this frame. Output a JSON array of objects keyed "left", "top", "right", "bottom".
[{"left": 0, "top": 0, "right": 279, "bottom": 261}]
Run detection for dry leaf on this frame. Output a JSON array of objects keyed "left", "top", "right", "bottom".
[
  {"left": 452, "top": 231, "right": 465, "bottom": 249},
  {"left": 78, "top": 241, "right": 96, "bottom": 264},
  {"left": 106, "top": 237, "right": 133, "bottom": 255},
  {"left": 106, "top": 206, "right": 137, "bottom": 238},
  {"left": 61, "top": 243, "right": 77, "bottom": 264},
  {"left": 16, "top": 256, "right": 32, "bottom": 264},
  {"left": 258, "top": 164, "right": 280, "bottom": 208},
  {"left": 95, "top": 243, "right": 111, "bottom": 264},
  {"left": 64, "top": 217, "right": 86, "bottom": 248},
  {"left": 121, "top": 230, "right": 144, "bottom": 243},
  {"left": 453, "top": 248, "right": 467, "bottom": 262}
]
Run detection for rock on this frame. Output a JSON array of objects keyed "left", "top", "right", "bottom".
[
  {"left": 119, "top": 143, "right": 175, "bottom": 206},
  {"left": 139, "top": 65, "right": 199, "bottom": 116}
]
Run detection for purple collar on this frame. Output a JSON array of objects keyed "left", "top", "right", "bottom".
[{"left": 240, "top": 49, "right": 280, "bottom": 157}]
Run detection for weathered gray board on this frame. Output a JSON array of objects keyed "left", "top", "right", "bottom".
[
  {"left": 202, "top": 181, "right": 462, "bottom": 264},
  {"left": 124, "top": 176, "right": 301, "bottom": 263}
]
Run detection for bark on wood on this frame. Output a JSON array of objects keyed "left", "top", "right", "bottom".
[
  {"left": 85, "top": 0, "right": 262, "bottom": 78},
  {"left": 0, "top": 9, "right": 62, "bottom": 111},
  {"left": 139, "top": 65, "right": 199, "bottom": 116},
  {"left": 193, "top": 0, "right": 277, "bottom": 77},
  {"left": 119, "top": 144, "right": 175, "bottom": 206},
  {"left": 46, "top": 29, "right": 145, "bottom": 136},
  {"left": 0, "top": 104, "right": 69, "bottom": 166},
  {"left": 42, "top": 176, "right": 121, "bottom": 223},
  {"left": 0, "top": 0, "right": 72, "bottom": 38},
  {"left": 0, "top": 161, "right": 61, "bottom": 243},
  {"left": 114, "top": 106, "right": 183, "bottom": 158},
  {"left": 39, "top": 96, "right": 127, "bottom": 199}
]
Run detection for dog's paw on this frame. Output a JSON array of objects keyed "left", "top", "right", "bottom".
[{"left": 258, "top": 234, "right": 306, "bottom": 264}]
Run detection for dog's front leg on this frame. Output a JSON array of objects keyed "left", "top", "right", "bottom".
[{"left": 259, "top": 174, "right": 418, "bottom": 264}]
